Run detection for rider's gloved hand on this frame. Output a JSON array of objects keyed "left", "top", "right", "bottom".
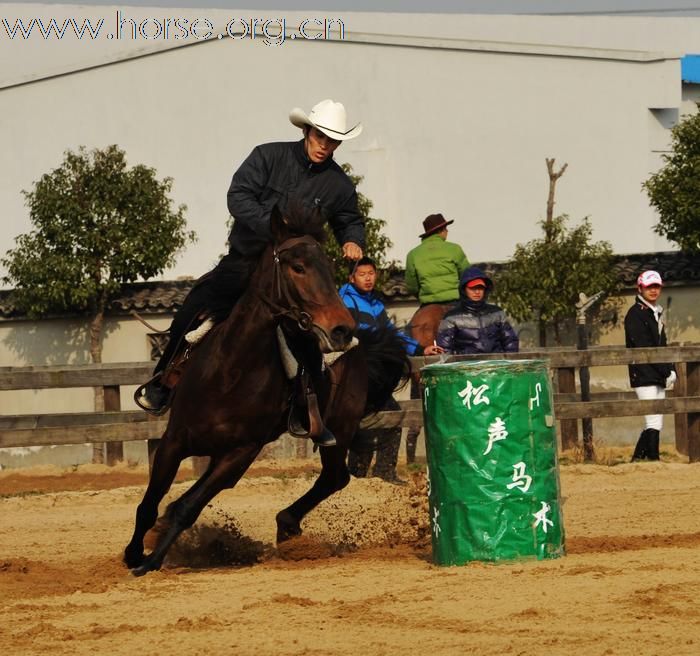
[{"left": 342, "top": 242, "right": 362, "bottom": 260}]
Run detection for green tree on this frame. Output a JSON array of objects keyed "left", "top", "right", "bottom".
[
  {"left": 323, "top": 163, "right": 395, "bottom": 286},
  {"left": 2, "top": 145, "right": 196, "bottom": 364},
  {"left": 495, "top": 215, "right": 619, "bottom": 345},
  {"left": 643, "top": 105, "right": 700, "bottom": 253},
  {"left": 494, "top": 160, "right": 619, "bottom": 346}
]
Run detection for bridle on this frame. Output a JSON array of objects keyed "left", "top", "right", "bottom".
[
  {"left": 259, "top": 234, "right": 321, "bottom": 332},
  {"left": 260, "top": 233, "right": 345, "bottom": 441}
]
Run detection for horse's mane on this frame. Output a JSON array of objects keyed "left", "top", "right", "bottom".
[{"left": 281, "top": 202, "right": 327, "bottom": 244}]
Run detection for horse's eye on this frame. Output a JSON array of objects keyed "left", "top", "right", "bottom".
[{"left": 291, "top": 263, "right": 305, "bottom": 274}]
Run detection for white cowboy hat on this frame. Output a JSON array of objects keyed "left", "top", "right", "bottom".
[{"left": 289, "top": 99, "right": 363, "bottom": 141}]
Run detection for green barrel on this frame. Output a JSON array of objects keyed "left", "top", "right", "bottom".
[{"left": 421, "top": 359, "right": 565, "bottom": 565}]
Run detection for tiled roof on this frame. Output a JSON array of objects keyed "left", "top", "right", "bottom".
[
  {"left": 613, "top": 251, "right": 700, "bottom": 287},
  {"left": 381, "top": 250, "right": 700, "bottom": 300},
  {"left": 0, "top": 279, "right": 195, "bottom": 321},
  {"left": 109, "top": 279, "right": 194, "bottom": 314},
  {"left": 1, "top": 250, "right": 698, "bottom": 320}
]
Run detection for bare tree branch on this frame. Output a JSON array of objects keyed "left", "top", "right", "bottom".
[{"left": 545, "top": 158, "right": 568, "bottom": 234}]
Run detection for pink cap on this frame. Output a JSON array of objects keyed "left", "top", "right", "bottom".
[{"left": 637, "top": 270, "right": 663, "bottom": 287}]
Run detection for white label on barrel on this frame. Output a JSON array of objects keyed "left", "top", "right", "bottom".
[
  {"left": 506, "top": 462, "right": 532, "bottom": 493},
  {"left": 457, "top": 380, "right": 490, "bottom": 410},
  {"left": 484, "top": 417, "right": 509, "bottom": 455},
  {"left": 533, "top": 501, "right": 554, "bottom": 533}
]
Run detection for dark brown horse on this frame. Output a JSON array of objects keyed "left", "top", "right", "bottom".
[{"left": 124, "top": 207, "right": 409, "bottom": 576}]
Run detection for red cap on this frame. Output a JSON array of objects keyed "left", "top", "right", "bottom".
[{"left": 466, "top": 278, "right": 486, "bottom": 288}]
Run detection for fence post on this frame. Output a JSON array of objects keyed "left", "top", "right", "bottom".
[
  {"left": 557, "top": 367, "right": 579, "bottom": 449},
  {"left": 575, "top": 291, "right": 604, "bottom": 462},
  {"left": 674, "top": 362, "right": 688, "bottom": 456},
  {"left": 576, "top": 330, "right": 594, "bottom": 462},
  {"left": 147, "top": 437, "right": 159, "bottom": 473},
  {"left": 686, "top": 361, "right": 700, "bottom": 463},
  {"left": 104, "top": 385, "right": 123, "bottom": 465},
  {"left": 92, "top": 385, "right": 105, "bottom": 465},
  {"left": 295, "top": 438, "right": 308, "bottom": 459}
]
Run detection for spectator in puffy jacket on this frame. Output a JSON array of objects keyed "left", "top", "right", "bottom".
[
  {"left": 436, "top": 266, "right": 519, "bottom": 355},
  {"left": 624, "top": 270, "right": 676, "bottom": 462},
  {"left": 340, "top": 257, "right": 442, "bottom": 484}
]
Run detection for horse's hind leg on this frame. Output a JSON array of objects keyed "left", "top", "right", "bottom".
[
  {"left": 123, "top": 437, "right": 187, "bottom": 569},
  {"left": 131, "top": 442, "right": 262, "bottom": 577},
  {"left": 276, "top": 445, "right": 350, "bottom": 542}
]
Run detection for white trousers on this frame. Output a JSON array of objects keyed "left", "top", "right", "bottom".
[{"left": 634, "top": 385, "right": 665, "bottom": 430}]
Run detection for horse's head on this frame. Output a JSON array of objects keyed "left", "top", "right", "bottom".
[{"left": 264, "top": 205, "right": 355, "bottom": 353}]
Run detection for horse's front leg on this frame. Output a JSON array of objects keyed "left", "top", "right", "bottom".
[
  {"left": 276, "top": 443, "right": 350, "bottom": 543},
  {"left": 124, "top": 436, "right": 186, "bottom": 569},
  {"left": 131, "top": 442, "right": 262, "bottom": 577}
]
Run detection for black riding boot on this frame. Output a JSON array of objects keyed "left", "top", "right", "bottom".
[
  {"left": 135, "top": 375, "right": 172, "bottom": 415},
  {"left": 631, "top": 429, "right": 650, "bottom": 462},
  {"left": 647, "top": 429, "right": 660, "bottom": 461}
]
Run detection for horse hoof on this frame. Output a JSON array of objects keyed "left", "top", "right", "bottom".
[
  {"left": 276, "top": 510, "right": 302, "bottom": 544},
  {"left": 131, "top": 562, "right": 157, "bottom": 577},
  {"left": 131, "top": 565, "right": 150, "bottom": 578},
  {"left": 130, "top": 556, "right": 161, "bottom": 577},
  {"left": 123, "top": 547, "right": 144, "bottom": 569}
]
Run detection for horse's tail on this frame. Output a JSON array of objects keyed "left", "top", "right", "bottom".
[{"left": 356, "top": 324, "right": 412, "bottom": 415}]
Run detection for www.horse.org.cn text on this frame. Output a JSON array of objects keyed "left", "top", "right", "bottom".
[{"left": 1, "top": 12, "right": 347, "bottom": 47}]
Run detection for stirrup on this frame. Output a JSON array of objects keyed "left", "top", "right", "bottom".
[
  {"left": 287, "top": 395, "right": 336, "bottom": 447},
  {"left": 312, "top": 426, "right": 337, "bottom": 448},
  {"left": 288, "top": 404, "right": 310, "bottom": 438}
]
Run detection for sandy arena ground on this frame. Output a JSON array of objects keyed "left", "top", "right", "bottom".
[{"left": 1, "top": 454, "right": 700, "bottom": 656}]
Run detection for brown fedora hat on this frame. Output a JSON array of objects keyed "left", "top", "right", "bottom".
[{"left": 420, "top": 213, "right": 454, "bottom": 238}]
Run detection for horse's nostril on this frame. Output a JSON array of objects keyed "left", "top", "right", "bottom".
[{"left": 331, "top": 325, "right": 352, "bottom": 347}]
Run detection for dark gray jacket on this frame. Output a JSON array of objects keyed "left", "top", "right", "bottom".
[
  {"left": 436, "top": 266, "right": 519, "bottom": 355},
  {"left": 226, "top": 140, "right": 364, "bottom": 257}
]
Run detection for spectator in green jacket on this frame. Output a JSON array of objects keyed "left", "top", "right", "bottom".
[{"left": 405, "top": 213, "right": 469, "bottom": 305}]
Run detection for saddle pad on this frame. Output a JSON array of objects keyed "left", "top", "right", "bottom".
[{"left": 185, "top": 318, "right": 215, "bottom": 344}]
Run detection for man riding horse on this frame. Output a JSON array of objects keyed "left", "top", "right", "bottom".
[
  {"left": 404, "top": 213, "right": 469, "bottom": 462},
  {"left": 136, "top": 99, "right": 365, "bottom": 416}
]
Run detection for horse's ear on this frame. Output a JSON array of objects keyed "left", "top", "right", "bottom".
[{"left": 270, "top": 205, "right": 287, "bottom": 243}]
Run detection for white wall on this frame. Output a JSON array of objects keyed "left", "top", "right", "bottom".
[{"left": 1, "top": 21, "right": 688, "bottom": 285}]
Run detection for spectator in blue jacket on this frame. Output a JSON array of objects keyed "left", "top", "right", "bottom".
[
  {"left": 340, "top": 257, "right": 442, "bottom": 483},
  {"left": 437, "top": 266, "right": 519, "bottom": 355}
]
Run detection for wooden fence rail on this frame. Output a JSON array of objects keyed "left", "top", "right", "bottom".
[{"left": 1, "top": 345, "right": 699, "bottom": 462}]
